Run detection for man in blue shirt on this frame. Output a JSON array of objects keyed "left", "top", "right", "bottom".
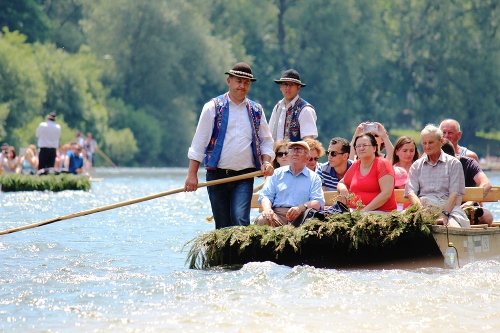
[
  {"left": 256, "top": 141, "right": 324, "bottom": 227},
  {"left": 317, "top": 137, "right": 353, "bottom": 191},
  {"left": 65, "top": 144, "right": 85, "bottom": 174}
]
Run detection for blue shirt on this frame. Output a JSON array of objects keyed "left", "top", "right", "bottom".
[
  {"left": 66, "top": 150, "right": 84, "bottom": 174},
  {"left": 259, "top": 165, "right": 325, "bottom": 208},
  {"left": 317, "top": 160, "right": 353, "bottom": 191}
]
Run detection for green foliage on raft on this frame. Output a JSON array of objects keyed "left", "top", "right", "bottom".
[
  {"left": 0, "top": 173, "right": 91, "bottom": 192},
  {"left": 185, "top": 205, "right": 441, "bottom": 270}
]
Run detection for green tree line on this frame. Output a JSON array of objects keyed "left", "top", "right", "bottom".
[{"left": 1, "top": 0, "right": 499, "bottom": 166}]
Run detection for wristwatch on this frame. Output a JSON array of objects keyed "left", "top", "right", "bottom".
[
  {"left": 442, "top": 210, "right": 450, "bottom": 217},
  {"left": 302, "top": 203, "right": 308, "bottom": 211}
]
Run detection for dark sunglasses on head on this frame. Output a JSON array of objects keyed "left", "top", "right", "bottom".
[
  {"left": 276, "top": 151, "right": 289, "bottom": 157},
  {"left": 308, "top": 157, "right": 319, "bottom": 162},
  {"left": 326, "top": 151, "right": 346, "bottom": 157}
]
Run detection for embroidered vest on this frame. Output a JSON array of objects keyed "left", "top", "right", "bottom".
[
  {"left": 204, "top": 93, "right": 263, "bottom": 169},
  {"left": 283, "top": 97, "right": 314, "bottom": 142}
]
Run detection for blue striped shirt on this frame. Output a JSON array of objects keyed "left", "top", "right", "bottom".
[{"left": 317, "top": 160, "right": 353, "bottom": 191}]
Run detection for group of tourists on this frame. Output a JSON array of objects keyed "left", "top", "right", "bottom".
[
  {"left": 184, "top": 62, "right": 493, "bottom": 230},
  {"left": 0, "top": 112, "right": 97, "bottom": 176}
]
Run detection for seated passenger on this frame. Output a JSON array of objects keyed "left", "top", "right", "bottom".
[
  {"left": 304, "top": 138, "right": 325, "bottom": 171},
  {"left": 317, "top": 137, "right": 352, "bottom": 191},
  {"left": 64, "top": 144, "right": 85, "bottom": 174},
  {"left": 55, "top": 144, "right": 70, "bottom": 171},
  {"left": 405, "top": 125, "right": 469, "bottom": 228},
  {"left": 255, "top": 141, "right": 324, "bottom": 227},
  {"left": 272, "top": 140, "right": 290, "bottom": 169},
  {"left": 442, "top": 139, "right": 493, "bottom": 226},
  {"left": 337, "top": 133, "right": 397, "bottom": 212},
  {"left": 350, "top": 121, "right": 393, "bottom": 160},
  {"left": 20, "top": 146, "right": 38, "bottom": 174},
  {"left": 391, "top": 136, "right": 420, "bottom": 173},
  {"left": 1, "top": 146, "right": 21, "bottom": 174}
]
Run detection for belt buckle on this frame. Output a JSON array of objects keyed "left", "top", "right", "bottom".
[{"left": 226, "top": 169, "right": 230, "bottom": 176}]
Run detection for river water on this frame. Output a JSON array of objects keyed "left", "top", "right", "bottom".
[{"left": 1, "top": 168, "right": 500, "bottom": 332}]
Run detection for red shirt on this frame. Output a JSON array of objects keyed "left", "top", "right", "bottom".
[{"left": 343, "top": 157, "right": 397, "bottom": 212}]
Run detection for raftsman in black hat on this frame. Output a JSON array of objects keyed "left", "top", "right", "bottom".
[
  {"left": 274, "top": 69, "right": 306, "bottom": 87},
  {"left": 47, "top": 112, "right": 56, "bottom": 121},
  {"left": 225, "top": 62, "right": 257, "bottom": 81}
]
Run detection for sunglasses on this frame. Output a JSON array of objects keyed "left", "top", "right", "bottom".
[
  {"left": 308, "top": 157, "right": 319, "bottom": 162},
  {"left": 276, "top": 151, "right": 289, "bottom": 157},
  {"left": 326, "top": 151, "right": 346, "bottom": 157}
]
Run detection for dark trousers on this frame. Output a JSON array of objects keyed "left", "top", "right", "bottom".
[
  {"left": 38, "top": 147, "right": 57, "bottom": 170},
  {"left": 206, "top": 168, "right": 255, "bottom": 229}
]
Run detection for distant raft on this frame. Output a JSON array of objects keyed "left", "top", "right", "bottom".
[
  {"left": 186, "top": 206, "right": 443, "bottom": 270},
  {"left": 0, "top": 173, "right": 91, "bottom": 192}
]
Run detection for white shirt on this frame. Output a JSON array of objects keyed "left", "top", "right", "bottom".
[
  {"left": 36, "top": 120, "right": 61, "bottom": 148},
  {"left": 188, "top": 93, "right": 275, "bottom": 170},
  {"left": 268, "top": 94, "right": 318, "bottom": 141}
]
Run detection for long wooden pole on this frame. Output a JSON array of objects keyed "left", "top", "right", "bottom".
[
  {"left": 0, "top": 170, "right": 262, "bottom": 236},
  {"left": 96, "top": 146, "right": 118, "bottom": 168}
]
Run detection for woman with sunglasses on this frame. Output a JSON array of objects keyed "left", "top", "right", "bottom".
[
  {"left": 272, "top": 140, "right": 290, "bottom": 169},
  {"left": 304, "top": 138, "right": 325, "bottom": 171},
  {"left": 254, "top": 140, "right": 291, "bottom": 192},
  {"left": 338, "top": 133, "right": 397, "bottom": 212}
]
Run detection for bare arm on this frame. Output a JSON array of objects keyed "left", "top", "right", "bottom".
[
  {"left": 374, "top": 122, "right": 393, "bottom": 159},
  {"left": 349, "top": 123, "right": 365, "bottom": 160},
  {"left": 260, "top": 154, "right": 274, "bottom": 177},
  {"left": 407, "top": 192, "right": 422, "bottom": 207},
  {"left": 461, "top": 172, "right": 492, "bottom": 208},
  {"left": 184, "top": 159, "right": 201, "bottom": 192},
  {"left": 337, "top": 180, "right": 350, "bottom": 205}
]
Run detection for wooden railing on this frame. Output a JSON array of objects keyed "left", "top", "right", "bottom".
[{"left": 251, "top": 186, "right": 500, "bottom": 209}]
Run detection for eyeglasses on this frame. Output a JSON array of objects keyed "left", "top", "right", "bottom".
[
  {"left": 308, "top": 157, "right": 319, "bottom": 162},
  {"left": 354, "top": 144, "right": 374, "bottom": 149},
  {"left": 326, "top": 151, "right": 346, "bottom": 157},
  {"left": 280, "top": 83, "right": 298, "bottom": 88},
  {"left": 276, "top": 151, "right": 288, "bottom": 157},
  {"left": 288, "top": 147, "right": 306, "bottom": 155}
]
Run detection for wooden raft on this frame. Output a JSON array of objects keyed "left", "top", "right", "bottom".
[{"left": 251, "top": 186, "right": 500, "bottom": 209}]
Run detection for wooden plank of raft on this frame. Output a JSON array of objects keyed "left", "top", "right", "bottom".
[{"left": 251, "top": 186, "right": 499, "bottom": 209}]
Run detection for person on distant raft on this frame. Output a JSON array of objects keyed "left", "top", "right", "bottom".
[
  {"left": 184, "top": 62, "right": 275, "bottom": 229},
  {"left": 268, "top": 69, "right": 317, "bottom": 142},
  {"left": 405, "top": 124, "right": 469, "bottom": 228},
  {"left": 36, "top": 112, "right": 61, "bottom": 170}
]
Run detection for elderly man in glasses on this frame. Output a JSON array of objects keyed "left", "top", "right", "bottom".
[
  {"left": 268, "top": 69, "right": 318, "bottom": 142},
  {"left": 317, "top": 137, "right": 353, "bottom": 191},
  {"left": 255, "top": 141, "right": 324, "bottom": 227}
]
